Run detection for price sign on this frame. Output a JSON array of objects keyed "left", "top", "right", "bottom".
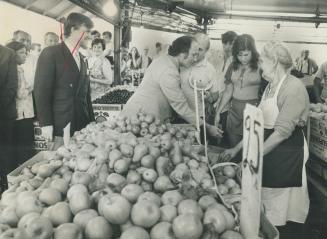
[{"left": 240, "top": 104, "right": 264, "bottom": 239}]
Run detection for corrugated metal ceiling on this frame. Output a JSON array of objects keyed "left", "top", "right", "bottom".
[{"left": 3, "top": 0, "right": 327, "bottom": 34}]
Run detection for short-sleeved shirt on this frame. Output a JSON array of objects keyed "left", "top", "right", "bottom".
[
  {"left": 315, "top": 62, "right": 327, "bottom": 100},
  {"left": 207, "top": 49, "right": 233, "bottom": 113},
  {"left": 181, "top": 58, "right": 219, "bottom": 113},
  {"left": 225, "top": 64, "right": 261, "bottom": 101}
]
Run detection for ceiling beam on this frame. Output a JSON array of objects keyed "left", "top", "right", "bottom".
[
  {"left": 56, "top": 3, "right": 79, "bottom": 20},
  {"left": 25, "top": 0, "right": 41, "bottom": 10},
  {"left": 43, "top": 0, "right": 62, "bottom": 16},
  {"left": 214, "top": 13, "right": 327, "bottom": 24}
]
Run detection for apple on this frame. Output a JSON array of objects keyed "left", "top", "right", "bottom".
[
  {"left": 39, "top": 188, "right": 62, "bottom": 206},
  {"left": 54, "top": 223, "right": 83, "bottom": 239},
  {"left": 67, "top": 184, "right": 88, "bottom": 200},
  {"left": 71, "top": 171, "right": 92, "bottom": 186},
  {"left": 1, "top": 207, "right": 19, "bottom": 227},
  {"left": 141, "top": 155, "right": 156, "bottom": 168},
  {"left": 50, "top": 178, "right": 69, "bottom": 195},
  {"left": 85, "top": 216, "right": 113, "bottom": 239},
  {"left": 98, "top": 194, "right": 131, "bottom": 225},
  {"left": 69, "top": 193, "right": 91, "bottom": 215},
  {"left": 16, "top": 197, "right": 43, "bottom": 218},
  {"left": 73, "top": 209, "right": 98, "bottom": 228},
  {"left": 49, "top": 202, "right": 73, "bottom": 226},
  {"left": 142, "top": 169, "right": 158, "bottom": 183},
  {"left": 23, "top": 216, "right": 53, "bottom": 239}
]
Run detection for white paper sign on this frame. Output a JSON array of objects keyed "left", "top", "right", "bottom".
[
  {"left": 63, "top": 122, "right": 71, "bottom": 147},
  {"left": 240, "top": 104, "right": 264, "bottom": 239}
]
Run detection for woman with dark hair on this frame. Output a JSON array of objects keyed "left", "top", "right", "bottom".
[
  {"left": 6, "top": 41, "right": 35, "bottom": 167},
  {"left": 121, "top": 36, "right": 222, "bottom": 138},
  {"left": 215, "top": 34, "right": 262, "bottom": 148},
  {"left": 88, "top": 38, "right": 113, "bottom": 100},
  {"left": 129, "top": 47, "right": 141, "bottom": 70}
]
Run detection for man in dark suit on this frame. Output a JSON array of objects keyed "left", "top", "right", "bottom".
[
  {"left": 34, "top": 13, "right": 95, "bottom": 149},
  {"left": 0, "top": 45, "right": 18, "bottom": 191}
]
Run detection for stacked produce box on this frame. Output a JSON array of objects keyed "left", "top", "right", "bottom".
[
  {"left": 92, "top": 85, "right": 136, "bottom": 122},
  {"left": 307, "top": 103, "right": 327, "bottom": 191}
]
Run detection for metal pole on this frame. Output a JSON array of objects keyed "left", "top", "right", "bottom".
[{"left": 113, "top": 24, "right": 121, "bottom": 85}]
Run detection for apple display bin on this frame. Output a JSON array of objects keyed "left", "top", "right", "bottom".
[
  {"left": 7, "top": 151, "right": 55, "bottom": 187},
  {"left": 207, "top": 146, "right": 279, "bottom": 239}
]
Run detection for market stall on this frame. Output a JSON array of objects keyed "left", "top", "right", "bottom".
[
  {"left": 2, "top": 111, "right": 278, "bottom": 239},
  {"left": 2, "top": 0, "right": 327, "bottom": 238}
]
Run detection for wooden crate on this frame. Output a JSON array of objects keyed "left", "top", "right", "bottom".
[{"left": 309, "top": 116, "right": 327, "bottom": 163}]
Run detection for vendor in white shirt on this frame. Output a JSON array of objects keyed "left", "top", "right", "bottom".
[
  {"left": 88, "top": 38, "right": 113, "bottom": 100},
  {"left": 181, "top": 33, "right": 219, "bottom": 125}
]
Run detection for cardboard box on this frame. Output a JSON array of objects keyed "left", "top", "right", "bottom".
[
  {"left": 7, "top": 151, "right": 54, "bottom": 185},
  {"left": 309, "top": 116, "right": 327, "bottom": 162},
  {"left": 92, "top": 104, "right": 123, "bottom": 122},
  {"left": 34, "top": 140, "right": 49, "bottom": 151}
]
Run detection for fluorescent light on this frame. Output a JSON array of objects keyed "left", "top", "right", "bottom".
[{"left": 225, "top": 10, "right": 315, "bottom": 18}]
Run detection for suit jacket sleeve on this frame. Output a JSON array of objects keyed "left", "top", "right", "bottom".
[
  {"left": 0, "top": 51, "right": 18, "bottom": 111},
  {"left": 34, "top": 48, "right": 56, "bottom": 126},
  {"left": 159, "top": 69, "right": 200, "bottom": 126}
]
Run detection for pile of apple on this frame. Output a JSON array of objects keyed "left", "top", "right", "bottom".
[
  {"left": 104, "top": 113, "right": 199, "bottom": 145},
  {"left": 0, "top": 114, "right": 244, "bottom": 239},
  {"left": 214, "top": 165, "right": 241, "bottom": 196},
  {"left": 310, "top": 103, "right": 327, "bottom": 118}
]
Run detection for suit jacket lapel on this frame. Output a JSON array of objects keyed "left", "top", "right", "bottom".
[{"left": 62, "top": 43, "right": 79, "bottom": 76}]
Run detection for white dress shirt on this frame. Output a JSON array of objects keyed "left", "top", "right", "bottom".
[{"left": 16, "top": 66, "right": 34, "bottom": 120}]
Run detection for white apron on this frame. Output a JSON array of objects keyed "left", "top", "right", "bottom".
[{"left": 259, "top": 75, "right": 309, "bottom": 226}]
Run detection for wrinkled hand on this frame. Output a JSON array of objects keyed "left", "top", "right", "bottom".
[
  {"left": 42, "top": 126, "right": 54, "bottom": 142},
  {"left": 206, "top": 124, "right": 223, "bottom": 138},
  {"left": 220, "top": 148, "right": 238, "bottom": 162}
]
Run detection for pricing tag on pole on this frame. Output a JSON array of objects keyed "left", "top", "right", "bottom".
[{"left": 240, "top": 104, "right": 264, "bottom": 239}]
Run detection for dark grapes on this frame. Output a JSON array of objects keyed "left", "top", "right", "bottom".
[{"left": 93, "top": 89, "right": 134, "bottom": 104}]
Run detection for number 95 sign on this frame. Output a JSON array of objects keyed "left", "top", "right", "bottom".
[{"left": 240, "top": 104, "right": 264, "bottom": 239}]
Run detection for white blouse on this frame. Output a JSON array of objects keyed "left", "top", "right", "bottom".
[{"left": 16, "top": 65, "right": 34, "bottom": 120}]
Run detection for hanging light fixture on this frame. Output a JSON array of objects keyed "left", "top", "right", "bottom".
[{"left": 103, "top": 0, "right": 119, "bottom": 17}]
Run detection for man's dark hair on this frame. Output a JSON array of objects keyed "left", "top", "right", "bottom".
[
  {"left": 155, "top": 42, "right": 162, "bottom": 48},
  {"left": 168, "top": 36, "right": 194, "bottom": 57},
  {"left": 91, "top": 38, "right": 106, "bottom": 50},
  {"left": 91, "top": 30, "right": 100, "bottom": 37},
  {"left": 64, "top": 13, "right": 94, "bottom": 38},
  {"left": 221, "top": 31, "right": 237, "bottom": 44},
  {"left": 45, "top": 32, "right": 59, "bottom": 39},
  {"left": 232, "top": 34, "right": 259, "bottom": 71},
  {"left": 103, "top": 31, "right": 112, "bottom": 38},
  {"left": 13, "top": 30, "right": 27, "bottom": 39},
  {"left": 6, "top": 41, "right": 26, "bottom": 52}
]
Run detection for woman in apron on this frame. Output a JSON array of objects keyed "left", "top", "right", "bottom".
[
  {"left": 215, "top": 34, "right": 262, "bottom": 148},
  {"left": 221, "top": 42, "right": 310, "bottom": 238}
]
